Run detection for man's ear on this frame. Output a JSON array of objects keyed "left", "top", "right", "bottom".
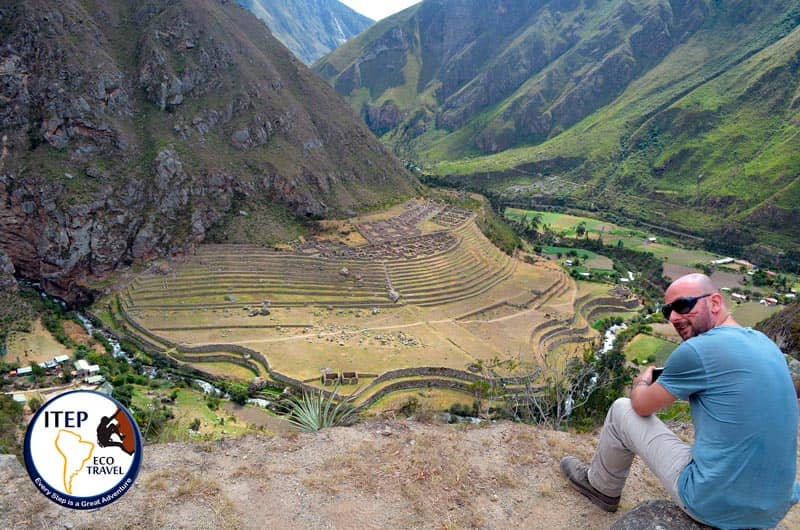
[{"left": 710, "top": 292, "right": 724, "bottom": 314}]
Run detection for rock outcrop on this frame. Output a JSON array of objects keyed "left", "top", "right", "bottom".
[
  {"left": 0, "top": 249, "right": 17, "bottom": 293},
  {"left": 0, "top": 0, "right": 416, "bottom": 303},
  {"left": 609, "top": 500, "right": 713, "bottom": 530}
]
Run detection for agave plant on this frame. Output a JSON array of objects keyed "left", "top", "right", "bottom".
[{"left": 286, "top": 386, "right": 358, "bottom": 432}]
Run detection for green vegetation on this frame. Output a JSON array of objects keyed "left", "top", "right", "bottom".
[
  {"left": 285, "top": 387, "right": 357, "bottom": 432},
  {"left": 476, "top": 201, "right": 521, "bottom": 255},
  {"left": 0, "top": 290, "right": 37, "bottom": 354},
  {"left": 505, "top": 345, "right": 635, "bottom": 431},
  {"left": 624, "top": 334, "right": 677, "bottom": 365},
  {"left": 321, "top": 0, "right": 800, "bottom": 262},
  {"left": 0, "top": 394, "right": 24, "bottom": 457}
]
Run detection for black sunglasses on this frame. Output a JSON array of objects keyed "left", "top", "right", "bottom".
[{"left": 662, "top": 293, "right": 712, "bottom": 319}]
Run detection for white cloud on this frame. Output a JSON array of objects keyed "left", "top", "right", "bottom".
[{"left": 338, "top": 0, "right": 422, "bottom": 21}]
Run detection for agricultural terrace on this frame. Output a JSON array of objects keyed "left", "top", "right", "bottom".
[{"left": 111, "top": 199, "right": 640, "bottom": 405}]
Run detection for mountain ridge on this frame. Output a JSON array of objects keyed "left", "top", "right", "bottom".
[
  {"left": 238, "top": 0, "right": 373, "bottom": 64},
  {"left": 0, "top": 0, "right": 416, "bottom": 302}
]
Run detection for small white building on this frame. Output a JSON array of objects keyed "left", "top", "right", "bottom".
[
  {"left": 54, "top": 355, "right": 70, "bottom": 364},
  {"left": 12, "top": 394, "right": 26, "bottom": 404},
  {"left": 85, "top": 374, "right": 105, "bottom": 385},
  {"left": 74, "top": 359, "right": 91, "bottom": 375},
  {"left": 16, "top": 366, "right": 32, "bottom": 376},
  {"left": 711, "top": 257, "right": 734, "bottom": 265}
]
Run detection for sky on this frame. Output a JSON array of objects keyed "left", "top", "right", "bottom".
[{"left": 338, "top": 0, "right": 422, "bottom": 21}]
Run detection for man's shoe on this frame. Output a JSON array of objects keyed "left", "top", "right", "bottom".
[{"left": 560, "top": 456, "right": 620, "bottom": 512}]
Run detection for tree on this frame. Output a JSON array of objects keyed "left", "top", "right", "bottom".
[
  {"left": 27, "top": 396, "right": 43, "bottom": 413},
  {"left": 227, "top": 383, "right": 249, "bottom": 405},
  {"left": 506, "top": 343, "right": 635, "bottom": 430},
  {"left": 113, "top": 384, "right": 133, "bottom": 407}
]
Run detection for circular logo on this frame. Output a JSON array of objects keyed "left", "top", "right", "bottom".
[{"left": 24, "top": 390, "right": 142, "bottom": 509}]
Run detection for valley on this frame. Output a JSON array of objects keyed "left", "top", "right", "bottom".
[{"left": 2, "top": 1, "right": 799, "bottom": 525}]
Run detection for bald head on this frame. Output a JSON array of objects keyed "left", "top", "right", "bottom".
[
  {"left": 665, "top": 273, "right": 716, "bottom": 299},
  {"left": 664, "top": 273, "right": 736, "bottom": 340}
]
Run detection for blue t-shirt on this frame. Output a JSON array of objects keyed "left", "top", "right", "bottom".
[{"left": 658, "top": 326, "right": 798, "bottom": 529}]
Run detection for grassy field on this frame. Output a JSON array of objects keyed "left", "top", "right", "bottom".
[
  {"left": 366, "top": 388, "right": 482, "bottom": 416},
  {"left": 729, "top": 300, "right": 782, "bottom": 327},
  {"left": 507, "top": 209, "right": 722, "bottom": 266},
  {"left": 132, "top": 386, "right": 261, "bottom": 441},
  {"left": 191, "top": 361, "right": 258, "bottom": 381},
  {"left": 624, "top": 334, "right": 677, "bottom": 365}
]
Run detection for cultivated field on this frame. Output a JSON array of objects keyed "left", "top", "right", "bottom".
[{"left": 105, "top": 199, "right": 640, "bottom": 406}]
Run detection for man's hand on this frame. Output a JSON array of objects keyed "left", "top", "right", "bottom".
[{"left": 630, "top": 366, "right": 676, "bottom": 416}]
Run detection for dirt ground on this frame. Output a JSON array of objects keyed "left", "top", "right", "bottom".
[
  {"left": 5, "top": 319, "right": 71, "bottom": 364},
  {"left": 3, "top": 419, "right": 798, "bottom": 529}
]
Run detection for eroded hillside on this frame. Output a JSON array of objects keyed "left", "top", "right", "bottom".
[{"left": 0, "top": 0, "right": 416, "bottom": 303}]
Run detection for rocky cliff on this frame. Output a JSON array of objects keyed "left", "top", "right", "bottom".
[
  {"left": 239, "top": 0, "right": 373, "bottom": 64},
  {"left": 315, "top": 0, "right": 712, "bottom": 153},
  {"left": 0, "top": 0, "right": 416, "bottom": 303},
  {"left": 758, "top": 301, "right": 800, "bottom": 359}
]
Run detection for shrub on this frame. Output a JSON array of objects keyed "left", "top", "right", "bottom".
[
  {"left": 398, "top": 397, "right": 420, "bottom": 416},
  {"left": 285, "top": 387, "right": 357, "bottom": 432}
]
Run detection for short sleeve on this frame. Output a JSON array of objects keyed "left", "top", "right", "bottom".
[{"left": 657, "top": 342, "right": 707, "bottom": 400}]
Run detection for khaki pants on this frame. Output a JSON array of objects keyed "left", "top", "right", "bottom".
[{"left": 587, "top": 398, "right": 694, "bottom": 509}]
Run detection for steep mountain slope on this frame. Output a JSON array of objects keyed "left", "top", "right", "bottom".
[
  {"left": 0, "top": 0, "right": 416, "bottom": 303},
  {"left": 238, "top": 0, "right": 373, "bottom": 64},
  {"left": 758, "top": 301, "right": 800, "bottom": 359},
  {"left": 315, "top": 0, "right": 800, "bottom": 261}
]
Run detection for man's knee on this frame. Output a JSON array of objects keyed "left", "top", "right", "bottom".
[
  {"left": 609, "top": 397, "right": 632, "bottom": 416},
  {"left": 605, "top": 398, "right": 633, "bottom": 426}
]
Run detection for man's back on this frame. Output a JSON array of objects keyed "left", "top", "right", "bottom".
[{"left": 658, "top": 326, "right": 798, "bottom": 528}]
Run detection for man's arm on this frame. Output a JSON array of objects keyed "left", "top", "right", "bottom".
[{"left": 630, "top": 366, "right": 677, "bottom": 416}]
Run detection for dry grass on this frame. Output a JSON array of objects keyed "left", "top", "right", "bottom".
[
  {"left": 5, "top": 318, "right": 71, "bottom": 363},
  {"left": 303, "top": 430, "right": 508, "bottom": 527}
]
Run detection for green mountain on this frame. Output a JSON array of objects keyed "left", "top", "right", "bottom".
[
  {"left": 315, "top": 0, "right": 800, "bottom": 263},
  {"left": 238, "top": 0, "right": 373, "bottom": 64},
  {"left": 0, "top": 0, "right": 415, "bottom": 302}
]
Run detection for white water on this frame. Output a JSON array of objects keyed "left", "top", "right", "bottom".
[
  {"left": 247, "top": 398, "right": 271, "bottom": 408},
  {"left": 600, "top": 323, "right": 628, "bottom": 354}
]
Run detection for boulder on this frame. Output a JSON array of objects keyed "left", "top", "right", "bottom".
[{"left": 609, "top": 500, "right": 713, "bottom": 530}]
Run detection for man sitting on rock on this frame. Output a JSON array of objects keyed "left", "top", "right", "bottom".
[{"left": 561, "top": 273, "right": 799, "bottom": 528}]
